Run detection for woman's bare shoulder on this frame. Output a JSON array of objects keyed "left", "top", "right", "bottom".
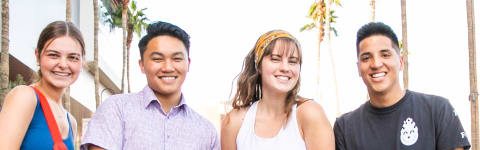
[
  {"left": 3, "top": 85, "right": 37, "bottom": 108},
  {"left": 222, "top": 106, "right": 249, "bottom": 129}
]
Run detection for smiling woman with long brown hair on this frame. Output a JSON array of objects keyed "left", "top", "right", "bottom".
[
  {"left": 0, "top": 21, "right": 84, "bottom": 150},
  {"left": 221, "top": 30, "right": 334, "bottom": 150}
]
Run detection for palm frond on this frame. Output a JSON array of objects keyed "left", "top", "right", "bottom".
[
  {"left": 333, "top": 0, "right": 342, "bottom": 7},
  {"left": 103, "top": 0, "right": 149, "bottom": 36},
  {"left": 307, "top": 1, "right": 318, "bottom": 18},
  {"left": 331, "top": 27, "right": 338, "bottom": 36},
  {"left": 300, "top": 23, "right": 316, "bottom": 32}
]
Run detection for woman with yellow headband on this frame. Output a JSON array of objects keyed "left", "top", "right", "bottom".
[{"left": 221, "top": 30, "right": 334, "bottom": 150}]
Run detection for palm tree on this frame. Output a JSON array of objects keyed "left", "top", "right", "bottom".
[
  {"left": 0, "top": 0, "right": 9, "bottom": 108},
  {"left": 66, "top": 0, "right": 71, "bottom": 22},
  {"left": 401, "top": 0, "right": 409, "bottom": 90},
  {"left": 301, "top": 0, "right": 341, "bottom": 115},
  {"left": 324, "top": 0, "right": 341, "bottom": 117},
  {"left": 467, "top": 0, "right": 478, "bottom": 148},
  {"left": 103, "top": 0, "right": 148, "bottom": 93},
  {"left": 121, "top": 0, "right": 128, "bottom": 93},
  {"left": 103, "top": 0, "right": 128, "bottom": 93},
  {"left": 94, "top": 0, "right": 100, "bottom": 108},
  {"left": 125, "top": 1, "right": 148, "bottom": 93},
  {"left": 63, "top": 0, "right": 72, "bottom": 112},
  {"left": 370, "top": 0, "right": 375, "bottom": 22}
]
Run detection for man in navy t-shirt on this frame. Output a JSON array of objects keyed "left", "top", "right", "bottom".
[{"left": 333, "top": 22, "right": 471, "bottom": 150}]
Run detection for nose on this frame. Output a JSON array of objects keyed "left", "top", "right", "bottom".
[
  {"left": 370, "top": 56, "right": 384, "bottom": 69},
  {"left": 279, "top": 59, "right": 290, "bottom": 72},
  {"left": 161, "top": 59, "right": 175, "bottom": 72},
  {"left": 58, "top": 57, "right": 68, "bottom": 69}
]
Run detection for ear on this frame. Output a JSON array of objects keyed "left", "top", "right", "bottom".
[
  {"left": 35, "top": 49, "right": 40, "bottom": 65},
  {"left": 187, "top": 57, "right": 191, "bottom": 72},
  {"left": 399, "top": 55, "right": 405, "bottom": 71},
  {"left": 139, "top": 59, "right": 145, "bottom": 74},
  {"left": 357, "top": 61, "right": 361, "bottom": 77}
]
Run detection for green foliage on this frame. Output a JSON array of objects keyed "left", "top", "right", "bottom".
[
  {"left": 301, "top": 0, "right": 341, "bottom": 37},
  {"left": 7, "top": 74, "right": 26, "bottom": 90},
  {"left": 103, "top": 4, "right": 123, "bottom": 31},
  {"left": 103, "top": 0, "right": 149, "bottom": 37},
  {"left": 300, "top": 23, "right": 316, "bottom": 32},
  {"left": 398, "top": 41, "right": 411, "bottom": 55},
  {"left": 333, "top": 0, "right": 342, "bottom": 7},
  {"left": 128, "top": 1, "right": 149, "bottom": 37}
]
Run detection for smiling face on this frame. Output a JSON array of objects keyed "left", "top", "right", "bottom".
[
  {"left": 36, "top": 36, "right": 83, "bottom": 89},
  {"left": 139, "top": 35, "right": 190, "bottom": 97},
  {"left": 357, "top": 35, "right": 403, "bottom": 95},
  {"left": 260, "top": 39, "right": 301, "bottom": 95}
]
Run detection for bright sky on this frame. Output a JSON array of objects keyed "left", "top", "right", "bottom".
[{"left": 98, "top": 0, "right": 480, "bottom": 136}]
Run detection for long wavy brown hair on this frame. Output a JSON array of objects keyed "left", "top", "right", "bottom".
[{"left": 231, "top": 30, "right": 304, "bottom": 119}]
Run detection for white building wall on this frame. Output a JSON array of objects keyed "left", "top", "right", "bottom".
[
  {"left": 10, "top": 0, "right": 66, "bottom": 70},
  {"left": 70, "top": 70, "right": 110, "bottom": 111},
  {"left": 79, "top": 0, "right": 94, "bottom": 62}
]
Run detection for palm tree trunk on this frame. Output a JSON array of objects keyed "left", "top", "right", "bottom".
[
  {"left": 63, "top": 0, "right": 72, "bottom": 112},
  {"left": 127, "top": 26, "right": 133, "bottom": 93},
  {"left": 66, "top": 0, "right": 71, "bottom": 22},
  {"left": 120, "top": 0, "right": 129, "bottom": 94},
  {"left": 325, "top": 0, "right": 340, "bottom": 117},
  {"left": 315, "top": 1, "right": 325, "bottom": 103},
  {"left": 0, "top": 0, "right": 9, "bottom": 108},
  {"left": 63, "top": 87, "right": 70, "bottom": 112},
  {"left": 401, "top": 0, "right": 409, "bottom": 90},
  {"left": 94, "top": 0, "right": 100, "bottom": 108},
  {"left": 467, "top": 0, "right": 478, "bottom": 149},
  {"left": 370, "top": 0, "right": 375, "bottom": 22}
]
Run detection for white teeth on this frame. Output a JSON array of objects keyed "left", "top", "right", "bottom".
[
  {"left": 161, "top": 77, "right": 175, "bottom": 80},
  {"left": 372, "top": 72, "right": 386, "bottom": 78},
  {"left": 53, "top": 72, "right": 70, "bottom": 77},
  {"left": 277, "top": 76, "right": 289, "bottom": 80}
]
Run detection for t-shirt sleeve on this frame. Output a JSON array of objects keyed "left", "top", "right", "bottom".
[
  {"left": 334, "top": 117, "right": 347, "bottom": 150},
  {"left": 434, "top": 97, "right": 471, "bottom": 150},
  {"left": 80, "top": 96, "right": 124, "bottom": 150}
]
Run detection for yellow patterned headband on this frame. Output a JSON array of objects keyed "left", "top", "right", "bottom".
[{"left": 254, "top": 30, "right": 296, "bottom": 68}]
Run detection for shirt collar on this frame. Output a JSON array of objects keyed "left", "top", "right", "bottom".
[{"left": 141, "top": 85, "right": 188, "bottom": 110}]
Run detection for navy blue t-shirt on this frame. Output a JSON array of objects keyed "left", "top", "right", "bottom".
[{"left": 334, "top": 90, "right": 471, "bottom": 150}]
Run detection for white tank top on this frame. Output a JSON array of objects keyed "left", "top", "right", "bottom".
[{"left": 236, "top": 101, "right": 307, "bottom": 150}]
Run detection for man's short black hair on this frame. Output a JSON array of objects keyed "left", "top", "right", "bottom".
[
  {"left": 138, "top": 21, "right": 190, "bottom": 60},
  {"left": 356, "top": 22, "right": 400, "bottom": 56}
]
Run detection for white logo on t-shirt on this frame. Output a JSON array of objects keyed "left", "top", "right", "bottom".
[
  {"left": 400, "top": 117, "right": 418, "bottom": 146},
  {"left": 461, "top": 132, "right": 466, "bottom": 138}
]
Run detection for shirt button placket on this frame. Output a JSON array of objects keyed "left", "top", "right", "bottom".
[
  {"left": 164, "top": 115, "right": 168, "bottom": 150},
  {"left": 165, "top": 114, "right": 170, "bottom": 150}
]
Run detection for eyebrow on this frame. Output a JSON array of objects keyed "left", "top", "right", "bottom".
[
  {"left": 289, "top": 55, "right": 299, "bottom": 58},
  {"left": 359, "top": 52, "right": 371, "bottom": 57},
  {"left": 69, "top": 53, "right": 81, "bottom": 57},
  {"left": 45, "top": 49, "right": 81, "bottom": 56},
  {"left": 172, "top": 52, "right": 185, "bottom": 57},
  {"left": 150, "top": 52, "right": 164, "bottom": 57},
  {"left": 380, "top": 49, "right": 393, "bottom": 53},
  {"left": 150, "top": 51, "right": 185, "bottom": 57},
  {"left": 271, "top": 54, "right": 282, "bottom": 57},
  {"left": 44, "top": 49, "right": 59, "bottom": 53}
]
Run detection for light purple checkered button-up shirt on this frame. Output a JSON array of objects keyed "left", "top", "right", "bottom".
[{"left": 81, "top": 86, "right": 219, "bottom": 150}]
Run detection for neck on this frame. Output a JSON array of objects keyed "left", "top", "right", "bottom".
[
  {"left": 154, "top": 91, "right": 182, "bottom": 114},
  {"left": 34, "top": 79, "right": 65, "bottom": 105},
  {"left": 258, "top": 88, "right": 287, "bottom": 115},
  {"left": 368, "top": 85, "right": 406, "bottom": 108}
]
